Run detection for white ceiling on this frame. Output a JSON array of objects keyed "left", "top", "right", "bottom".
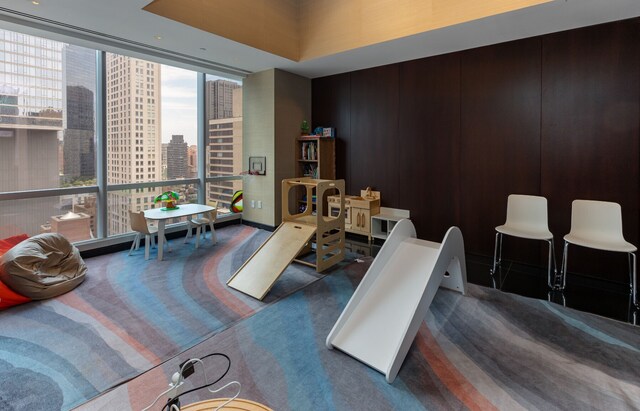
[{"left": 0, "top": 0, "right": 639, "bottom": 79}]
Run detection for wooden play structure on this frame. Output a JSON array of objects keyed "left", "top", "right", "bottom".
[{"left": 227, "top": 178, "right": 345, "bottom": 300}]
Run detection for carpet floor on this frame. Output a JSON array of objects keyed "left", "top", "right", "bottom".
[
  {"left": 0, "top": 225, "right": 326, "bottom": 411},
  {"left": 79, "top": 256, "right": 640, "bottom": 411}
]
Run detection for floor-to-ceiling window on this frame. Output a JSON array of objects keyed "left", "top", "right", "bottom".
[
  {"left": 0, "top": 30, "right": 98, "bottom": 240},
  {"left": 105, "top": 53, "right": 200, "bottom": 235},
  {"left": 0, "top": 28, "right": 243, "bottom": 244}
]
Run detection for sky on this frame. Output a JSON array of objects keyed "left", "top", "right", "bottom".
[{"left": 160, "top": 66, "right": 241, "bottom": 146}]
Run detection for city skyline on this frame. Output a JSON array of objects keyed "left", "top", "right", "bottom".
[
  {"left": 0, "top": 27, "right": 243, "bottom": 239},
  {"left": 161, "top": 68, "right": 241, "bottom": 146}
]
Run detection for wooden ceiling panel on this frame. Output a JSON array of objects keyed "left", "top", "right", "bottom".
[
  {"left": 144, "top": 0, "right": 551, "bottom": 62},
  {"left": 144, "top": 0, "right": 300, "bottom": 60}
]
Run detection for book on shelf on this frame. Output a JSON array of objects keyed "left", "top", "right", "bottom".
[
  {"left": 301, "top": 141, "right": 317, "bottom": 160},
  {"left": 302, "top": 163, "right": 318, "bottom": 178}
]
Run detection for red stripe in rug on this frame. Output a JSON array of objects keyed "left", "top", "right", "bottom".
[
  {"left": 127, "top": 366, "right": 168, "bottom": 411},
  {"left": 416, "top": 324, "right": 497, "bottom": 411},
  {"left": 58, "top": 292, "right": 161, "bottom": 364},
  {"left": 202, "top": 226, "right": 256, "bottom": 318}
]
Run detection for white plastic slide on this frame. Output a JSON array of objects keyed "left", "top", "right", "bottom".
[{"left": 326, "top": 219, "right": 467, "bottom": 383}]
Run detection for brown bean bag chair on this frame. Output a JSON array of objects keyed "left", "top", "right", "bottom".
[{"left": 0, "top": 233, "right": 87, "bottom": 300}]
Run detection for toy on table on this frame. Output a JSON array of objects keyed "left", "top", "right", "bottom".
[{"left": 154, "top": 191, "right": 180, "bottom": 210}]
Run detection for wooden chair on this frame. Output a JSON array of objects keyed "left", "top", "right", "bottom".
[
  {"left": 128, "top": 211, "right": 169, "bottom": 260},
  {"left": 184, "top": 201, "right": 218, "bottom": 248}
]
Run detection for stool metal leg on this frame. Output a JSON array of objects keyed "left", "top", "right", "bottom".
[
  {"left": 630, "top": 252, "right": 637, "bottom": 308},
  {"left": 491, "top": 232, "right": 502, "bottom": 274},
  {"left": 498, "top": 233, "right": 503, "bottom": 265},
  {"left": 627, "top": 253, "right": 633, "bottom": 292},
  {"left": 547, "top": 238, "right": 558, "bottom": 289},
  {"left": 559, "top": 240, "right": 569, "bottom": 291},
  {"left": 548, "top": 290, "right": 566, "bottom": 307}
]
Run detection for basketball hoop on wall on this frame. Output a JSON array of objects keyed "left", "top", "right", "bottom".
[{"left": 246, "top": 156, "right": 266, "bottom": 175}]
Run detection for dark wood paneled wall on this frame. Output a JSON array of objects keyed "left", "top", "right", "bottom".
[
  {"left": 311, "top": 18, "right": 640, "bottom": 283},
  {"left": 541, "top": 20, "right": 640, "bottom": 281},
  {"left": 312, "top": 73, "right": 351, "bottom": 183},
  {"left": 460, "top": 38, "right": 542, "bottom": 258},
  {"left": 349, "top": 66, "right": 400, "bottom": 199},
  {"left": 398, "top": 54, "right": 460, "bottom": 243}
]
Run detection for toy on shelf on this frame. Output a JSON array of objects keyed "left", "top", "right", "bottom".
[
  {"left": 228, "top": 178, "right": 346, "bottom": 300},
  {"left": 154, "top": 191, "right": 180, "bottom": 210},
  {"left": 305, "top": 126, "right": 335, "bottom": 138},
  {"left": 230, "top": 190, "right": 243, "bottom": 213},
  {"left": 301, "top": 120, "right": 310, "bottom": 135}
]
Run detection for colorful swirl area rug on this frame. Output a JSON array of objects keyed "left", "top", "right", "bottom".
[
  {"left": 79, "top": 255, "right": 640, "bottom": 411},
  {"left": 0, "top": 225, "right": 328, "bottom": 411}
]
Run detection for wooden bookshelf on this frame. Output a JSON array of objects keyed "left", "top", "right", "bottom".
[
  {"left": 296, "top": 136, "right": 335, "bottom": 179},
  {"left": 296, "top": 136, "right": 336, "bottom": 212}
]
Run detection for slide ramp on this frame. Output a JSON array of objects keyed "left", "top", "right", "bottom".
[
  {"left": 227, "top": 221, "right": 316, "bottom": 300},
  {"left": 326, "top": 219, "right": 467, "bottom": 383}
]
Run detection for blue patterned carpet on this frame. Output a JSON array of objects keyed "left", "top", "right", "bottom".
[
  {"left": 80, "top": 255, "right": 640, "bottom": 411},
  {"left": 0, "top": 225, "right": 326, "bottom": 410}
]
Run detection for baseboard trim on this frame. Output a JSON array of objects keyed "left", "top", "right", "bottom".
[
  {"left": 80, "top": 219, "right": 243, "bottom": 259},
  {"left": 241, "top": 220, "right": 277, "bottom": 232}
]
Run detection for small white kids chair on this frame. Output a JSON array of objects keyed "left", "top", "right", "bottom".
[
  {"left": 129, "top": 211, "right": 170, "bottom": 260},
  {"left": 184, "top": 201, "right": 218, "bottom": 248}
]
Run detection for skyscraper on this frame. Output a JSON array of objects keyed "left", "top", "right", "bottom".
[
  {"left": 161, "top": 142, "right": 168, "bottom": 179},
  {"left": 0, "top": 30, "right": 65, "bottom": 236},
  {"left": 208, "top": 87, "right": 242, "bottom": 211},
  {"left": 187, "top": 145, "right": 197, "bottom": 178},
  {"left": 62, "top": 44, "right": 96, "bottom": 182},
  {"left": 205, "top": 79, "right": 240, "bottom": 120},
  {"left": 0, "top": 29, "right": 63, "bottom": 193},
  {"left": 167, "top": 134, "right": 188, "bottom": 179},
  {"left": 106, "top": 54, "right": 161, "bottom": 235}
]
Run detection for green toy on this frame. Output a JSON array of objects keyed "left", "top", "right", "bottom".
[
  {"left": 301, "top": 120, "right": 310, "bottom": 135},
  {"left": 154, "top": 191, "right": 180, "bottom": 210}
]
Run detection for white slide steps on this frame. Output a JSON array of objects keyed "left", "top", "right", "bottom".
[{"left": 326, "top": 219, "right": 467, "bottom": 383}]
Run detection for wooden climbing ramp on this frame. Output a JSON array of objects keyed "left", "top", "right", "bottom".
[{"left": 227, "top": 178, "right": 345, "bottom": 300}]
